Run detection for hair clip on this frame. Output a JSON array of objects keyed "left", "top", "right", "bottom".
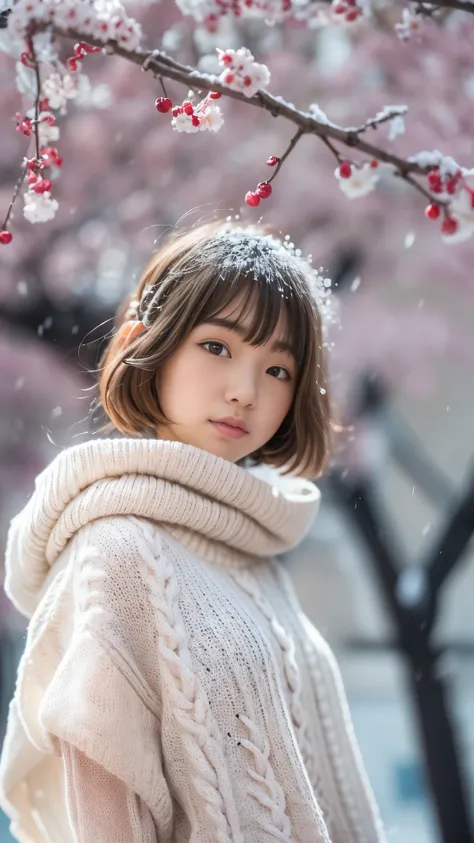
[{"left": 117, "top": 320, "right": 146, "bottom": 348}]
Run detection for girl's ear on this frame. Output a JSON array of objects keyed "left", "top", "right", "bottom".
[{"left": 117, "top": 320, "right": 146, "bottom": 348}]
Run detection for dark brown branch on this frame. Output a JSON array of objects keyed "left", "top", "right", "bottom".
[
  {"left": 53, "top": 26, "right": 441, "bottom": 189},
  {"left": 418, "top": 0, "right": 474, "bottom": 13},
  {"left": 266, "top": 128, "right": 304, "bottom": 184}
]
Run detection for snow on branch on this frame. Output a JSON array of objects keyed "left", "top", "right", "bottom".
[{"left": 1, "top": 0, "right": 474, "bottom": 246}]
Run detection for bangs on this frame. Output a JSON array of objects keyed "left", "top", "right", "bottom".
[
  {"left": 181, "top": 236, "right": 312, "bottom": 368},
  {"left": 99, "top": 220, "right": 333, "bottom": 478}
]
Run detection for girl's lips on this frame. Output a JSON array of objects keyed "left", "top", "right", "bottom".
[{"left": 210, "top": 421, "right": 248, "bottom": 439}]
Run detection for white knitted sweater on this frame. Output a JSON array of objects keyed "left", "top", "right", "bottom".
[{"left": 0, "top": 439, "right": 385, "bottom": 843}]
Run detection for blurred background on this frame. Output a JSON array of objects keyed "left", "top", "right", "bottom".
[{"left": 1, "top": 2, "right": 474, "bottom": 841}]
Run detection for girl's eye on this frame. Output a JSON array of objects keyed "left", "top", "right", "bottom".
[
  {"left": 267, "top": 366, "right": 290, "bottom": 381},
  {"left": 201, "top": 341, "right": 231, "bottom": 357}
]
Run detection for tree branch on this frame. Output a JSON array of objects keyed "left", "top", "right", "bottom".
[
  {"left": 53, "top": 27, "right": 442, "bottom": 190},
  {"left": 417, "top": 0, "right": 474, "bottom": 13}
]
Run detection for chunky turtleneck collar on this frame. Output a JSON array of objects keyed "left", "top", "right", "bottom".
[{"left": 4, "top": 438, "right": 320, "bottom": 617}]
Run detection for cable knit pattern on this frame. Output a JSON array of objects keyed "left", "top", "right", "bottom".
[
  {"left": 0, "top": 438, "right": 386, "bottom": 843},
  {"left": 238, "top": 712, "right": 293, "bottom": 843},
  {"left": 229, "top": 570, "right": 314, "bottom": 777},
  {"left": 137, "top": 523, "right": 243, "bottom": 843}
]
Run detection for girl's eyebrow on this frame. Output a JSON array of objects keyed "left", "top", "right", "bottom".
[{"left": 202, "top": 317, "right": 296, "bottom": 358}]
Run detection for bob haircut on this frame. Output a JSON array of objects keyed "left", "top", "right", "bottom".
[{"left": 99, "top": 220, "right": 334, "bottom": 477}]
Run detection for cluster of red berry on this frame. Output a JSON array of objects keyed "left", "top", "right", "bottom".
[
  {"left": 202, "top": 0, "right": 292, "bottom": 32},
  {"left": 245, "top": 155, "right": 280, "bottom": 207},
  {"left": 15, "top": 107, "right": 56, "bottom": 139},
  {"left": 337, "top": 160, "right": 378, "bottom": 179},
  {"left": 423, "top": 168, "right": 466, "bottom": 236},
  {"left": 0, "top": 142, "right": 63, "bottom": 245},
  {"left": 66, "top": 41, "right": 102, "bottom": 73},
  {"left": 155, "top": 90, "right": 221, "bottom": 124},
  {"left": 331, "top": 0, "right": 363, "bottom": 23}
]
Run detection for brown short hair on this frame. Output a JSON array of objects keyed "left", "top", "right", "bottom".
[{"left": 99, "top": 220, "right": 334, "bottom": 477}]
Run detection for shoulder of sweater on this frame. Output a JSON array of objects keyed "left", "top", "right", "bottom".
[
  {"left": 76, "top": 513, "right": 159, "bottom": 551},
  {"left": 66, "top": 515, "right": 173, "bottom": 619},
  {"left": 62, "top": 516, "right": 167, "bottom": 690}
]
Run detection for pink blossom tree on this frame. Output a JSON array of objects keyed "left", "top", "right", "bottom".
[{"left": 1, "top": 2, "right": 474, "bottom": 840}]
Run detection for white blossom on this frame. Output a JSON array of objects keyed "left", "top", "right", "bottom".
[
  {"left": 172, "top": 111, "right": 199, "bottom": 133},
  {"left": 7, "top": 0, "right": 142, "bottom": 52},
  {"left": 217, "top": 47, "right": 271, "bottom": 98},
  {"left": 444, "top": 183, "right": 474, "bottom": 244},
  {"left": 395, "top": 7, "right": 423, "bottom": 40},
  {"left": 176, "top": 0, "right": 300, "bottom": 24},
  {"left": 335, "top": 161, "right": 379, "bottom": 199},
  {"left": 23, "top": 190, "right": 59, "bottom": 223},
  {"left": 42, "top": 72, "right": 79, "bottom": 110},
  {"left": 37, "top": 119, "right": 60, "bottom": 145},
  {"left": 199, "top": 103, "right": 224, "bottom": 132}
]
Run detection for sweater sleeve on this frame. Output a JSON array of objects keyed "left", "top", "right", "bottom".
[
  {"left": 0, "top": 520, "right": 175, "bottom": 843},
  {"left": 60, "top": 741, "right": 158, "bottom": 843},
  {"left": 39, "top": 629, "right": 173, "bottom": 843},
  {"left": 302, "top": 618, "right": 386, "bottom": 843}
]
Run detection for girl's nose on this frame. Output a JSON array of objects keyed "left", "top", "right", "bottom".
[{"left": 224, "top": 368, "right": 257, "bottom": 408}]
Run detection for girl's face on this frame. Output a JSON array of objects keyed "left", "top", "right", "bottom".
[{"left": 156, "top": 296, "right": 297, "bottom": 463}]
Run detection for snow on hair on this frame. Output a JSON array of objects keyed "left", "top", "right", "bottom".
[{"left": 99, "top": 220, "right": 335, "bottom": 477}]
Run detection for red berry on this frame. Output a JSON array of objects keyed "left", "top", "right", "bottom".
[
  {"left": 370, "top": 160, "right": 379, "bottom": 168},
  {"left": 345, "top": 8, "right": 360, "bottom": 20},
  {"left": 446, "top": 177, "right": 458, "bottom": 195},
  {"left": 224, "top": 71, "right": 234, "bottom": 84},
  {"left": 20, "top": 51, "right": 34, "bottom": 68},
  {"left": 425, "top": 203, "right": 440, "bottom": 221},
  {"left": 245, "top": 191, "right": 261, "bottom": 207},
  {"left": 267, "top": 156, "right": 279, "bottom": 167},
  {"left": 209, "top": 91, "right": 221, "bottom": 99},
  {"left": 427, "top": 169, "right": 441, "bottom": 190},
  {"left": 155, "top": 97, "right": 172, "bottom": 113},
  {"left": 76, "top": 41, "right": 101, "bottom": 54},
  {"left": 41, "top": 146, "right": 63, "bottom": 168},
  {"left": 0, "top": 230, "right": 12, "bottom": 245},
  {"left": 67, "top": 57, "right": 79, "bottom": 72},
  {"left": 191, "top": 115, "right": 200, "bottom": 127},
  {"left": 257, "top": 182, "right": 272, "bottom": 199},
  {"left": 32, "top": 178, "right": 52, "bottom": 194},
  {"left": 339, "top": 161, "right": 352, "bottom": 179},
  {"left": 183, "top": 103, "right": 194, "bottom": 116},
  {"left": 27, "top": 172, "right": 38, "bottom": 185},
  {"left": 243, "top": 75, "right": 252, "bottom": 87},
  {"left": 16, "top": 118, "right": 33, "bottom": 137},
  {"left": 220, "top": 51, "right": 233, "bottom": 65},
  {"left": 441, "top": 216, "right": 458, "bottom": 235},
  {"left": 172, "top": 106, "right": 181, "bottom": 117},
  {"left": 333, "top": 2, "right": 347, "bottom": 12}
]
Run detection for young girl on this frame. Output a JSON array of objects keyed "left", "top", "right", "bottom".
[{"left": 0, "top": 221, "right": 385, "bottom": 843}]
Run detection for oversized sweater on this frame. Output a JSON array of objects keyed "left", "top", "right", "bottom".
[{"left": 0, "top": 438, "right": 385, "bottom": 843}]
